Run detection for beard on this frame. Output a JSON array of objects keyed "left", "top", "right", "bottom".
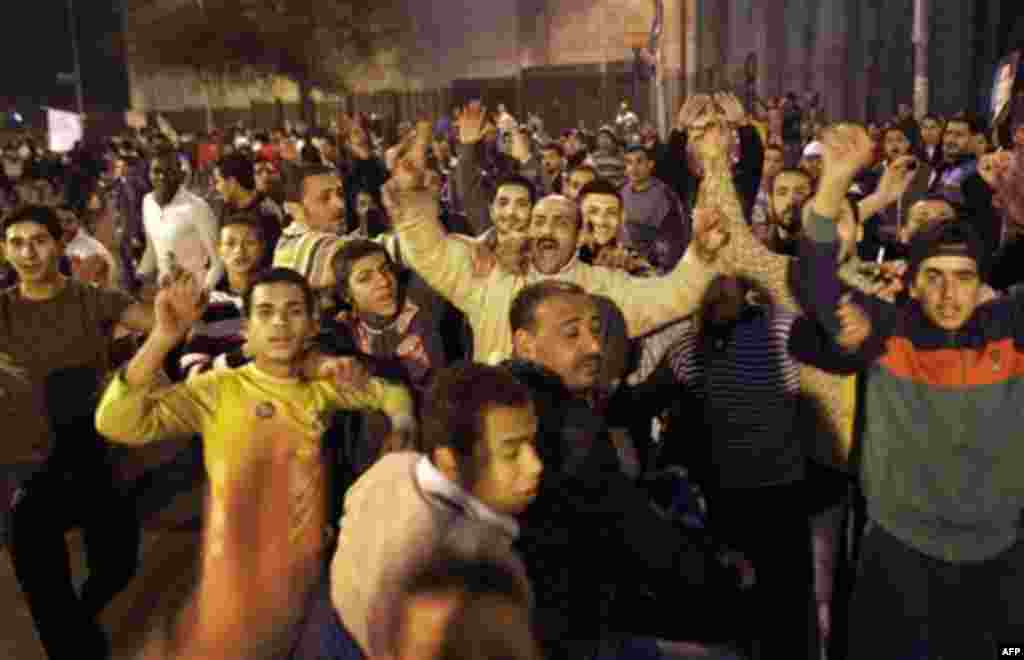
[{"left": 771, "top": 204, "right": 800, "bottom": 231}]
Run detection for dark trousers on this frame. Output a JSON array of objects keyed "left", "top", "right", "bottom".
[
  {"left": 708, "top": 480, "right": 820, "bottom": 660},
  {"left": 9, "top": 438, "right": 140, "bottom": 660},
  {"left": 847, "top": 523, "right": 1024, "bottom": 659}
]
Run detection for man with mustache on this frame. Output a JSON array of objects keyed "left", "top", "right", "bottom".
[
  {"left": 383, "top": 132, "right": 729, "bottom": 366},
  {"left": 500, "top": 281, "right": 752, "bottom": 660}
]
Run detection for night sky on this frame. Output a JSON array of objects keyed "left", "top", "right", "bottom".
[{"left": 2, "top": 1, "right": 130, "bottom": 123}]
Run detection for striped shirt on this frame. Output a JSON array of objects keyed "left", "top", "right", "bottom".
[
  {"left": 179, "top": 278, "right": 245, "bottom": 379},
  {"left": 665, "top": 307, "right": 803, "bottom": 489},
  {"left": 272, "top": 221, "right": 346, "bottom": 290}
]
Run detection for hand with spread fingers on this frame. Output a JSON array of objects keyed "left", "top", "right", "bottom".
[
  {"left": 154, "top": 272, "right": 207, "bottom": 343},
  {"left": 690, "top": 206, "right": 730, "bottom": 266},
  {"left": 820, "top": 123, "right": 876, "bottom": 185},
  {"left": 676, "top": 94, "right": 712, "bottom": 132},
  {"left": 457, "top": 101, "right": 491, "bottom": 146},
  {"left": 714, "top": 92, "right": 747, "bottom": 126}
]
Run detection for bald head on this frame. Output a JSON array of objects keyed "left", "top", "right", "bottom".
[{"left": 530, "top": 195, "right": 581, "bottom": 274}]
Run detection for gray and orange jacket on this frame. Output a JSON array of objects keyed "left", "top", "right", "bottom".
[{"left": 797, "top": 211, "right": 1024, "bottom": 563}]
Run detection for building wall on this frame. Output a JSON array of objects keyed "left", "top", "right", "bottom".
[{"left": 122, "top": 0, "right": 1014, "bottom": 133}]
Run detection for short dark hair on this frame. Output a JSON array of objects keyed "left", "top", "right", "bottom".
[
  {"left": 220, "top": 211, "right": 266, "bottom": 241},
  {"left": 509, "top": 281, "right": 587, "bottom": 335},
  {"left": 402, "top": 553, "right": 529, "bottom": 606},
  {"left": 577, "top": 179, "right": 622, "bottom": 207},
  {"left": 921, "top": 114, "right": 943, "bottom": 125},
  {"left": 242, "top": 267, "right": 317, "bottom": 318},
  {"left": 392, "top": 554, "right": 538, "bottom": 660},
  {"left": 491, "top": 174, "right": 537, "bottom": 207},
  {"left": 2, "top": 204, "right": 63, "bottom": 242},
  {"left": 540, "top": 142, "right": 564, "bottom": 158},
  {"left": 216, "top": 153, "right": 256, "bottom": 191},
  {"left": 331, "top": 239, "right": 392, "bottom": 300},
  {"left": 283, "top": 164, "right": 341, "bottom": 204},
  {"left": 421, "top": 362, "right": 533, "bottom": 488}
]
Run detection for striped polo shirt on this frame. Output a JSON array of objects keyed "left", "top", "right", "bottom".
[
  {"left": 666, "top": 306, "right": 803, "bottom": 489},
  {"left": 273, "top": 221, "right": 344, "bottom": 288}
]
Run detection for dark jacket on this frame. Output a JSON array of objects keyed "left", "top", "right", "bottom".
[
  {"left": 503, "top": 360, "right": 737, "bottom": 660},
  {"left": 798, "top": 212, "right": 1024, "bottom": 563}
]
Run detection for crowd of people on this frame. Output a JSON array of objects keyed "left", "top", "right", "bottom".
[{"left": 1, "top": 83, "right": 1023, "bottom": 660}]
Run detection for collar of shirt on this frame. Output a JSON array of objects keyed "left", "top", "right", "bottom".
[
  {"left": 415, "top": 455, "right": 520, "bottom": 539},
  {"left": 282, "top": 219, "right": 312, "bottom": 236}
]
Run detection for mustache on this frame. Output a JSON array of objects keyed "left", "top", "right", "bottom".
[
  {"left": 536, "top": 238, "right": 559, "bottom": 249},
  {"left": 577, "top": 355, "right": 602, "bottom": 371}
]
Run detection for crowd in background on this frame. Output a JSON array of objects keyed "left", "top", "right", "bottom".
[{"left": 1, "top": 79, "right": 1023, "bottom": 660}]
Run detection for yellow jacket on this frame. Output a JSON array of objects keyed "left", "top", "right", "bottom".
[{"left": 96, "top": 364, "right": 414, "bottom": 542}]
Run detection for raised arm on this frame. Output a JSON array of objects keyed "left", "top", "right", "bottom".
[
  {"left": 454, "top": 102, "right": 497, "bottom": 236},
  {"left": 383, "top": 139, "right": 486, "bottom": 317},
  {"left": 698, "top": 119, "right": 798, "bottom": 312},
  {"left": 591, "top": 207, "right": 725, "bottom": 338},
  {"left": 796, "top": 124, "right": 896, "bottom": 365},
  {"left": 96, "top": 273, "right": 210, "bottom": 444}
]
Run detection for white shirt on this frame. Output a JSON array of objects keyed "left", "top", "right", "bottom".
[
  {"left": 140, "top": 186, "right": 223, "bottom": 290},
  {"left": 65, "top": 228, "right": 119, "bottom": 290}
]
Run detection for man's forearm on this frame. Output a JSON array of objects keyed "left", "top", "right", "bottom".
[
  {"left": 811, "top": 173, "right": 850, "bottom": 221},
  {"left": 857, "top": 190, "right": 894, "bottom": 223},
  {"left": 126, "top": 331, "right": 179, "bottom": 388},
  {"left": 703, "top": 159, "right": 798, "bottom": 312},
  {"left": 455, "top": 141, "right": 491, "bottom": 235}
]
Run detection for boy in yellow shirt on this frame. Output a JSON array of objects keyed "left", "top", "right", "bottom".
[{"left": 96, "top": 267, "right": 415, "bottom": 549}]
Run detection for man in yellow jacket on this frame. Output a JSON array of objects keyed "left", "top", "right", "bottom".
[{"left": 95, "top": 267, "right": 415, "bottom": 551}]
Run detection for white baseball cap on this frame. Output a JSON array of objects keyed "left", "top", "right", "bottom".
[{"left": 803, "top": 141, "right": 824, "bottom": 158}]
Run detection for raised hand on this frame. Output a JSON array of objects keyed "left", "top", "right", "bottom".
[
  {"left": 690, "top": 206, "right": 730, "bottom": 266},
  {"left": 154, "top": 272, "right": 206, "bottom": 342},
  {"left": 696, "top": 120, "right": 732, "bottom": 166},
  {"left": 676, "top": 94, "right": 711, "bottom": 131},
  {"left": 382, "top": 137, "right": 442, "bottom": 225},
  {"left": 715, "top": 92, "right": 747, "bottom": 126},
  {"left": 457, "top": 101, "right": 490, "bottom": 145},
  {"left": 820, "top": 123, "right": 875, "bottom": 184}
]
